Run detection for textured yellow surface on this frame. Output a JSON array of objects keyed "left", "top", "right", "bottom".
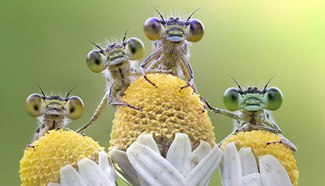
[
  {"left": 221, "top": 130, "right": 299, "bottom": 186},
  {"left": 20, "top": 130, "right": 103, "bottom": 186},
  {"left": 110, "top": 74, "right": 215, "bottom": 156}
]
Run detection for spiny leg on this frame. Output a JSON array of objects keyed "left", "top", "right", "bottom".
[
  {"left": 76, "top": 94, "right": 108, "bottom": 133},
  {"left": 108, "top": 83, "right": 141, "bottom": 110},
  {"left": 178, "top": 54, "right": 197, "bottom": 92},
  {"left": 140, "top": 50, "right": 162, "bottom": 87},
  {"left": 209, "top": 106, "right": 242, "bottom": 121},
  {"left": 263, "top": 116, "right": 282, "bottom": 133},
  {"left": 199, "top": 95, "right": 214, "bottom": 113},
  {"left": 110, "top": 101, "right": 141, "bottom": 110},
  {"left": 265, "top": 134, "right": 297, "bottom": 152}
]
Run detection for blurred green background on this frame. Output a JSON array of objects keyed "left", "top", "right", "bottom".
[{"left": 1, "top": 0, "right": 324, "bottom": 185}]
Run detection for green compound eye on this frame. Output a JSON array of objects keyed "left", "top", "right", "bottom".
[
  {"left": 86, "top": 50, "right": 105, "bottom": 73},
  {"left": 223, "top": 87, "right": 240, "bottom": 111},
  {"left": 264, "top": 87, "right": 283, "bottom": 111},
  {"left": 126, "top": 37, "right": 145, "bottom": 60}
]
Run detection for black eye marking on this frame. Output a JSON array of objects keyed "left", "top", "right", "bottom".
[
  {"left": 268, "top": 92, "right": 275, "bottom": 100},
  {"left": 95, "top": 58, "right": 100, "bottom": 65},
  {"left": 130, "top": 46, "right": 136, "bottom": 54},
  {"left": 231, "top": 93, "right": 237, "bottom": 101},
  {"left": 34, "top": 105, "right": 39, "bottom": 111},
  {"left": 70, "top": 107, "right": 75, "bottom": 113}
]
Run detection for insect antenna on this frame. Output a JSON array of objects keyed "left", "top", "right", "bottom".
[
  {"left": 85, "top": 39, "right": 104, "bottom": 53},
  {"left": 65, "top": 84, "right": 78, "bottom": 100},
  {"left": 36, "top": 83, "right": 46, "bottom": 98},
  {"left": 152, "top": 6, "right": 166, "bottom": 26},
  {"left": 263, "top": 76, "right": 276, "bottom": 91},
  {"left": 186, "top": 8, "right": 200, "bottom": 21},
  {"left": 122, "top": 26, "right": 129, "bottom": 48},
  {"left": 229, "top": 76, "right": 243, "bottom": 92}
]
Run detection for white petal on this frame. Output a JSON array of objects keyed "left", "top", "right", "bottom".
[
  {"left": 136, "top": 133, "right": 160, "bottom": 154},
  {"left": 47, "top": 183, "right": 61, "bottom": 186},
  {"left": 259, "top": 155, "right": 292, "bottom": 186},
  {"left": 221, "top": 142, "right": 242, "bottom": 186},
  {"left": 98, "top": 151, "right": 117, "bottom": 184},
  {"left": 183, "top": 140, "right": 212, "bottom": 176},
  {"left": 166, "top": 133, "right": 192, "bottom": 176},
  {"left": 239, "top": 147, "right": 258, "bottom": 176},
  {"left": 240, "top": 173, "right": 262, "bottom": 186},
  {"left": 185, "top": 144, "right": 222, "bottom": 186},
  {"left": 127, "top": 142, "right": 188, "bottom": 186},
  {"left": 109, "top": 148, "right": 140, "bottom": 186},
  {"left": 60, "top": 164, "right": 87, "bottom": 186},
  {"left": 77, "top": 158, "right": 112, "bottom": 186}
]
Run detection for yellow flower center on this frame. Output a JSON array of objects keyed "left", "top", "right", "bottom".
[
  {"left": 110, "top": 74, "right": 215, "bottom": 156},
  {"left": 20, "top": 130, "right": 103, "bottom": 186},
  {"left": 221, "top": 130, "right": 299, "bottom": 186}
]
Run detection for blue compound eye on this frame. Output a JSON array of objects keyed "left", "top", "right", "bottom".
[
  {"left": 187, "top": 19, "right": 204, "bottom": 42},
  {"left": 144, "top": 17, "right": 162, "bottom": 41}
]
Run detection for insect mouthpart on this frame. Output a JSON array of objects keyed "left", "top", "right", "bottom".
[
  {"left": 242, "top": 97, "right": 264, "bottom": 112},
  {"left": 166, "top": 28, "right": 185, "bottom": 43},
  {"left": 108, "top": 52, "right": 128, "bottom": 66},
  {"left": 45, "top": 104, "right": 65, "bottom": 116}
]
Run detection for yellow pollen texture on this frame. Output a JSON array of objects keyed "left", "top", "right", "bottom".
[
  {"left": 221, "top": 130, "right": 298, "bottom": 186},
  {"left": 110, "top": 74, "right": 215, "bottom": 155},
  {"left": 20, "top": 130, "right": 103, "bottom": 186}
]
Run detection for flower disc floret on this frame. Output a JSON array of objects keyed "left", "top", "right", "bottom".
[
  {"left": 220, "top": 130, "right": 298, "bottom": 186},
  {"left": 110, "top": 74, "right": 215, "bottom": 156},
  {"left": 20, "top": 130, "right": 103, "bottom": 186}
]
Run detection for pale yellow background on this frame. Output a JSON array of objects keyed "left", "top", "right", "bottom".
[{"left": 0, "top": 0, "right": 324, "bottom": 185}]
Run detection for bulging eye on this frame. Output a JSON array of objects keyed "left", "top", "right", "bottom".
[
  {"left": 144, "top": 17, "right": 162, "bottom": 41},
  {"left": 223, "top": 88, "right": 240, "bottom": 111},
  {"left": 66, "top": 96, "right": 84, "bottom": 120},
  {"left": 86, "top": 50, "right": 105, "bottom": 73},
  {"left": 126, "top": 37, "right": 145, "bottom": 60},
  {"left": 187, "top": 19, "right": 204, "bottom": 42},
  {"left": 264, "top": 87, "right": 283, "bottom": 111},
  {"left": 26, "top": 93, "right": 44, "bottom": 117}
]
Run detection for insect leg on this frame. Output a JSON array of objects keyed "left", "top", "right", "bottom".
[
  {"left": 209, "top": 106, "right": 242, "bottom": 121},
  {"left": 263, "top": 117, "right": 282, "bottom": 133},
  {"left": 265, "top": 134, "right": 297, "bottom": 152},
  {"left": 109, "top": 83, "right": 141, "bottom": 110},
  {"left": 140, "top": 50, "right": 162, "bottom": 87},
  {"left": 76, "top": 93, "right": 108, "bottom": 133},
  {"left": 177, "top": 54, "right": 197, "bottom": 92},
  {"left": 218, "top": 130, "right": 238, "bottom": 147}
]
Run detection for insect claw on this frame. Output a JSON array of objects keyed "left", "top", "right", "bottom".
[
  {"left": 180, "top": 83, "right": 191, "bottom": 91},
  {"left": 265, "top": 140, "right": 282, "bottom": 148},
  {"left": 144, "top": 75, "right": 157, "bottom": 87}
]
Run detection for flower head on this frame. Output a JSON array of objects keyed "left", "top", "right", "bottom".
[
  {"left": 220, "top": 130, "right": 298, "bottom": 186},
  {"left": 110, "top": 74, "right": 215, "bottom": 155},
  {"left": 20, "top": 130, "right": 104, "bottom": 185}
]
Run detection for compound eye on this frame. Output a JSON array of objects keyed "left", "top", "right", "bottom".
[
  {"left": 144, "top": 17, "right": 162, "bottom": 41},
  {"left": 26, "top": 93, "right": 44, "bottom": 117},
  {"left": 126, "top": 37, "right": 145, "bottom": 60},
  {"left": 223, "top": 88, "right": 240, "bottom": 111},
  {"left": 86, "top": 50, "right": 105, "bottom": 73},
  {"left": 264, "top": 87, "right": 283, "bottom": 111},
  {"left": 187, "top": 19, "right": 204, "bottom": 42},
  {"left": 66, "top": 96, "right": 84, "bottom": 120}
]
